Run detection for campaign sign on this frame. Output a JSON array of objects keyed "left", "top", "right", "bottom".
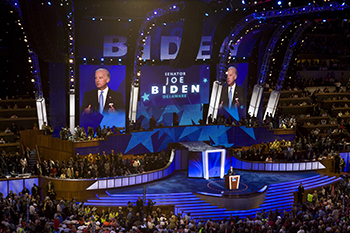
[{"left": 140, "top": 65, "right": 210, "bottom": 106}]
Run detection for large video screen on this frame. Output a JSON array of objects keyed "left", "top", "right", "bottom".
[
  {"left": 79, "top": 65, "right": 126, "bottom": 129},
  {"left": 217, "top": 63, "right": 249, "bottom": 121},
  {"left": 137, "top": 65, "right": 210, "bottom": 128}
]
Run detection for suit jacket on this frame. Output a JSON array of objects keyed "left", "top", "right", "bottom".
[
  {"left": 227, "top": 168, "right": 235, "bottom": 175},
  {"left": 221, "top": 84, "right": 246, "bottom": 118},
  {"left": 80, "top": 88, "right": 125, "bottom": 115}
]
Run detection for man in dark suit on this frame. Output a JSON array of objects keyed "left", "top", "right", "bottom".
[
  {"left": 80, "top": 68, "right": 125, "bottom": 115},
  {"left": 227, "top": 166, "right": 235, "bottom": 175},
  {"left": 220, "top": 66, "right": 246, "bottom": 119}
]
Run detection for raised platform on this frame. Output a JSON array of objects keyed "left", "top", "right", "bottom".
[{"left": 84, "top": 172, "right": 341, "bottom": 220}]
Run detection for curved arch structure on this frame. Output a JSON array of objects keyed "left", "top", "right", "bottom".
[
  {"left": 217, "top": 2, "right": 349, "bottom": 85},
  {"left": 276, "top": 21, "right": 313, "bottom": 90}
]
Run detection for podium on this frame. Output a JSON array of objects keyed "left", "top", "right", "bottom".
[{"left": 225, "top": 175, "right": 240, "bottom": 190}]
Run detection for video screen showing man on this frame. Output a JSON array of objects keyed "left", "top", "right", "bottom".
[
  {"left": 220, "top": 66, "right": 246, "bottom": 120},
  {"left": 80, "top": 68, "right": 125, "bottom": 128}
]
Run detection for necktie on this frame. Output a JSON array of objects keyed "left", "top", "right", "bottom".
[
  {"left": 99, "top": 91, "right": 104, "bottom": 114},
  {"left": 229, "top": 87, "right": 232, "bottom": 109}
]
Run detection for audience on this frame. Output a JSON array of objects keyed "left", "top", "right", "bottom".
[{"left": 1, "top": 175, "right": 350, "bottom": 232}]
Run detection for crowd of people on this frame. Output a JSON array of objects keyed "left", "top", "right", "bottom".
[
  {"left": 59, "top": 125, "right": 124, "bottom": 141},
  {"left": 233, "top": 134, "right": 347, "bottom": 171},
  {"left": 1, "top": 175, "right": 350, "bottom": 232},
  {"left": 0, "top": 147, "right": 31, "bottom": 177},
  {"left": 0, "top": 181, "right": 182, "bottom": 233},
  {"left": 30, "top": 150, "right": 170, "bottom": 180}
]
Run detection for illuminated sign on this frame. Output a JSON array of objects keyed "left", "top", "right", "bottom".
[
  {"left": 103, "top": 36, "right": 212, "bottom": 60},
  {"left": 140, "top": 65, "right": 209, "bottom": 106},
  {"left": 151, "top": 71, "right": 200, "bottom": 99}
]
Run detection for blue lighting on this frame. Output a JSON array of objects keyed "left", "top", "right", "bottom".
[
  {"left": 163, "top": 23, "right": 166, "bottom": 25},
  {"left": 226, "top": 7, "right": 230, "bottom": 11},
  {"left": 323, "top": 19, "right": 326, "bottom": 22},
  {"left": 242, "top": 0, "right": 245, "bottom": 4},
  {"left": 129, "top": 19, "right": 132, "bottom": 22},
  {"left": 83, "top": 57, "right": 87, "bottom": 61},
  {"left": 100, "top": 58, "right": 104, "bottom": 62},
  {"left": 205, "top": 12, "right": 209, "bottom": 16},
  {"left": 118, "top": 58, "right": 122, "bottom": 62},
  {"left": 173, "top": 5, "right": 177, "bottom": 9},
  {"left": 92, "top": 17, "right": 95, "bottom": 21},
  {"left": 154, "top": 11, "right": 158, "bottom": 15},
  {"left": 277, "top": 1, "right": 282, "bottom": 6},
  {"left": 48, "top": 2, "right": 51, "bottom": 5}
]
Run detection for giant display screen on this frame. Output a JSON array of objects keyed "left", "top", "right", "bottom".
[
  {"left": 137, "top": 65, "right": 210, "bottom": 128},
  {"left": 79, "top": 65, "right": 126, "bottom": 130},
  {"left": 217, "top": 63, "right": 249, "bottom": 122}
]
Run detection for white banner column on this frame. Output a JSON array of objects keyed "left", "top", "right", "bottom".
[
  {"left": 207, "top": 81, "right": 223, "bottom": 123},
  {"left": 69, "top": 89, "right": 75, "bottom": 133},
  {"left": 248, "top": 84, "right": 264, "bottom": 117},
  {"left": 36, "top": 98, "right": 47, "bottom": 130},
  {"left": 264, "top": 90, "right": 280, "bottom": 120},
  {"left": 129, "top": 83, "right": 139, "bottom": 124}
]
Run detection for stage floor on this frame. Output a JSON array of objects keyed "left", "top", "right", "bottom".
[{"left": 107, "top": 170, "right": 319, "bottom": 195}]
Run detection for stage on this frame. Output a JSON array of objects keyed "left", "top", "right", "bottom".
[
  {"left": 85, "top": 170, "right": 341, "bottom": 218},
  {"left": 106, "top": 170, "right": 319, "bottom": 195}
]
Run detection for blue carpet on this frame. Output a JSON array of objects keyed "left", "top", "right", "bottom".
[{"left": 107, "top": 170, "right": 319, "bottom": 195}]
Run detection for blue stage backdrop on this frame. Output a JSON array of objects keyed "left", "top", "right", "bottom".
[
  {"left": 75, "top": 125, "right": 295, "bottom": 156},
  {"left": 79, "top": 65, "right": 126, "bottom": 129},
  {"left": 188, "top": 152, "right": 204, "bottom": 178},
  {"left": 137, "top": 65, "right": 210, "bottom": 128}
]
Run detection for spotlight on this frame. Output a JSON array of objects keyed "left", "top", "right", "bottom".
[
  {"left": 242, "top": 0, "right": 245, "bottom": 4},
  {"left": 92, "top": 17, "right": 95, "bottom": 21},
  {"left": 83, "top": 57, "right": 87, "bottom": 61},
  {"left": 277, "top": 1, "right": 282, "bottom": 6}
]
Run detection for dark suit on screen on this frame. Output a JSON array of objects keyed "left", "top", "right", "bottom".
[
  {"left": 221, "top": 84, "right": 246, "bottom": 119},
  {"left": 80, "top": 88, "right": 125, "bottom": 115}
]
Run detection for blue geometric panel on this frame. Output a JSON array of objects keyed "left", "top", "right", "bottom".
[
  {"left": 76, "top": 125, "right": 294, "bottom": 156},
  {"left": 188, "top": 153, "right": 203, "bottom": 178},
  {"left": 208, "top": 151, "right": 221, "bottom": 178}
]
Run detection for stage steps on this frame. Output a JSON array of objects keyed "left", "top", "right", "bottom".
[{"left": 84, "top": 175, "right": 341, "bottom": 221}]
